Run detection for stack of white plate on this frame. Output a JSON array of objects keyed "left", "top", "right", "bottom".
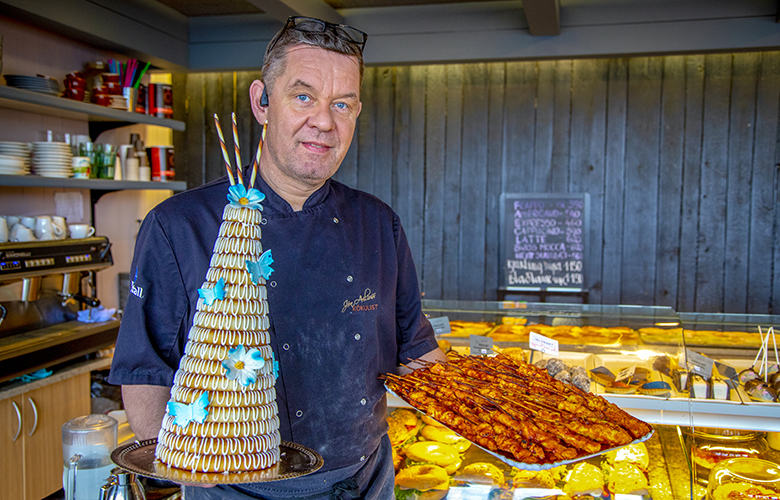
[
  {"left": 0, "top": 141, "right": 31, "bottom": 174},
  {"left": 31, "top": 142, "right": 73, "bottom": 178},
  {"left": 0, "top": 154, "right": 26, "bottom": 175},
  {"left": 4, "top": 75, "right": 60, "bottom": 96},
  {"left": 109, "top": 96, "right": 128, "bottom": 110}
]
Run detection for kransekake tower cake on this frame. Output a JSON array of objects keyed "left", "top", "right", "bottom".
[{"left": 154, "top": 115, "right": 280, "bottom": 474}]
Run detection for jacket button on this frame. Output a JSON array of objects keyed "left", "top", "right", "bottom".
[
  {"left": 333, "top": 217, "right": 339, "bottom": 224},
  {"left": 296, "top": 410, "right": 303, "bottom": 417},
  {"left": 270, "top": 281, "right": 277, "bottom": 287},
  {"left": 354, "top": 334, "right": 361, "bottom": 341},
  {"left": 360, "top": 398, "right": 366, "bottom": 405},
  {"left": 261, "top": 218, "right": 268, "bottom": 225},
  {"left": 283, "top": 343, "right": 290, "bottom": 350},
  {"left": 360, "top": 455, "right": 366, "bottom": 461},
  {"left": 347, "top": 276, "right": 353, "bottom": 282}
]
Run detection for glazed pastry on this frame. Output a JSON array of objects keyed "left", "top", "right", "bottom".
[
  {"left": 571, "top": 373, "right": 591, "bottom": 392},
  {"left": 571, "top": 366, "right": 588, "bottom": 379},
  {"left": 605, "top": 381, "right": 637, "bottom": 394},
  {"left": 672, "top": 368, "right": 689, "bottom": 392},
  {"left": 554, "top": 370, "right": 572, "bottom": 383},
  {"left": 739, "top": 368, "right": 760, "bottom": 385},
  {"left": 690, "top": 374, "right": 709, "bottom": 399},
  {"left": 652, "top": 355, "right": 672, "bottom": 376},
  {"left": 746, "top": 381, "right": 778, "bottom": 402},
  {"left": 638, "top": 381, "right": 671, "bottom": 397},
  {"left": 590, "top": 366, "right": 616, "bottom": 386},
  {"left": 545, "top": 358, "right": 566, "bottom": 377},
  {"left": 710, "top": 378, "right": 731, "bottom": 400}
]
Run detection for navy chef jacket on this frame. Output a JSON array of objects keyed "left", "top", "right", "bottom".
[{"left": 108, "top": 172, "right": 438, "bottom": 472}]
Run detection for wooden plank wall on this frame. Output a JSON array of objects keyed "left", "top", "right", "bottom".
[{"left": 174, "top": 51, "right": 780, "bottom": 314}]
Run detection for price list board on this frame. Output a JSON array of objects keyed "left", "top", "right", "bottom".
[{"left": 499, "top": 193, "right": 590, "bottom": 291}]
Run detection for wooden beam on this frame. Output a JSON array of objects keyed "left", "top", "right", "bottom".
[
  {"left": 522, "top": 0, "right": 560, "bottom": 36},
  {"left": 244, "top": 0, "right": 344, "bottom": 25},
  {"left": 360, "top": 16, "right": 780, "bottom": 66}
]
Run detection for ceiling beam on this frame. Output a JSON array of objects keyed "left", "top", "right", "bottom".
[
  {"left": 522, "top": 0, "right": 560, "bottom": 36},
  {"left": 244, "top": 0, "right": 344, "bottom": 25},
  {"left": 0, "top": 0, "right": 188, "bottom": 70}
]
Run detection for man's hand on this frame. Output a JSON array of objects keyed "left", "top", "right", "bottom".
[
  {"left": 121, "top": 384, "right": 170, "bottom": 440},
  {"left": 398, "top": 347, "right": 448, "bottom": 374}
]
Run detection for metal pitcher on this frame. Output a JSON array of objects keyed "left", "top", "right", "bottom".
[{"left": 99, "top": 468, "right": 146, "bottom": 500}]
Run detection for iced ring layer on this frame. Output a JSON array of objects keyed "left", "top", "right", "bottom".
[
  {"left": 161, "top": 414, "right": 280, "bottom": 438},
  {"left": 205, "top": 268, "right": 263, "bottom": 286},
  {"left": 178, "top": 355, "right": 274, "bottom": 378},
  {"left": 174, "top": 371, "right": 276, "bottom": 391},
  {"left": 187, "top": 327, "right": 270, "bottom": 345},
  {"left": 185, "top": 342, "right": 274, "bottom": 362},
  {"left": 219, "top": 221, "right": 261, "bottom": 239},
  {"left": 157, "top": 429, "right": 280, "bottom": 455},
  {"left": 193, "top": 312, "right": 268, "bottom": 331},
  {"left": 223, "top": 206, "right": 263, "bottom": 225},
  {"left": 209, "top": 253, "right": 261, "bottom": 270},
  {"left": 198, "top": 282, "right": 267, "bottom": 301},
  {"left": 213, "top": 237, "right": 262, "bottom": 256},
  {"left": 170, "top": 387, "right": 276, "bottom": 407},
  {"left": 205, "top": 402, "right": 278, "bottom": 423},
  {"left": 196, "top": 297, "right": 268, "bottom": 316},
  {"left": 156, "top": 443, "right": 280, "bottom": 473}
]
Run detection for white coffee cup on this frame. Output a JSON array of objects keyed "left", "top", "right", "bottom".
[
  {"left": 125, "top": 157, "right": 140, "bottom": 181},
  {"left": 10, "top": 224, "right": 35, "bottom": 242},
  {"left": 52, "top": 216, "right": 67, "bottom": 239},
  {"left": 5, "top": 216, "right": 21, "bottom": 228},
  {"left": 21, "top": 216, "right": 36, "bottom": 230},
  {"left": 35, "top": 216, "right": 64, "bottom": 240},
  {"left": 68, "top": 224, "right": 95, "bottom": 239},
  {"left": 139, "top": 166, "right": 151, "bottom": 182},
  {"left": 0, "top": 218, "right": 7, "bottom": 243}
]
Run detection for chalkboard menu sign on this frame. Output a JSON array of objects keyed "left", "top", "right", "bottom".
[{"left": 499, "top": 193, "right": 590, "bottom": 291}]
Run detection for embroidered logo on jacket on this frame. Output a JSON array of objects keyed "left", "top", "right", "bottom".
[
  {"left": 130, "top": 268, "right": 145, "bottom": 299},
  {"left": 342, "top": 288, "right": 378, "bottom": 313}
]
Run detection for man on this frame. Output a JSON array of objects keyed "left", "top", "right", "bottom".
[{"left": 108, "top": 16, "right": 447, "bottom": 500}]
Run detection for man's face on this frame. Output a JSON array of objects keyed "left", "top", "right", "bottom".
[{"left": 263, "top": 45, "right": 362, "bottom": 188}]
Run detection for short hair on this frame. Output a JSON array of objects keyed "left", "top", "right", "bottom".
[{"left": 262, "top": 21, "right": 364, "bottom": 95}]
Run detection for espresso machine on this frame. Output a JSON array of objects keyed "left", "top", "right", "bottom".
[{"left": 0, "top": 236, "right": 116, "bottom": 383}]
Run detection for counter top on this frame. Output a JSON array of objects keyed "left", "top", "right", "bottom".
[
  {"left": 0, "top": 355, "right": 112, "bottom": 401},
  {"left": 0, "top": 319, "right": 120, "bottom": 361}
]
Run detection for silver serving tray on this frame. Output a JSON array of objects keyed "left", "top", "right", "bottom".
[{"left": 111, "top": 438, "right": 323, "bottom": 484}]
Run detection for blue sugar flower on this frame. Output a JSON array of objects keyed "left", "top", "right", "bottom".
[
  {"left": 222, "top": 344, "right": 265, "bottom": 387},
  {"left": 227, "top": 184, "right": 265, "bottom": 210}
]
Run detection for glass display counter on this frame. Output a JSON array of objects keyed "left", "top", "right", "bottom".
[
  {"left": 384, "top": 301, "right": 780, "bottom": 499},
  {"left": 387, "top": 406, "right": 692, "bottom": 500}
]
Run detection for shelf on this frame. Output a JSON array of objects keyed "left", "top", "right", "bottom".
[
  {"left": 0, "top": 174, "right": 186, "bottom": 192},
  {"left": 0, "top": 85, "right": 185, "bottom": 137}
]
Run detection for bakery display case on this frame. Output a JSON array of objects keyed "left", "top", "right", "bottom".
[{"left": 384, "top": 300, "right": 780, "bottom": 499}]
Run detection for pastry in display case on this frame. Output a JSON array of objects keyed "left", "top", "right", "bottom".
[
  {"left": 387, "top": 407, "right": 679, "bottom": 499},
  {"left": 395, "top": 300, "right": 780, "bottom": 498},
  {"left": 707, "top": 458, "right": 780, "bottom": 499},
  {"left": 685, "top": 428, "right": 772, "bottom": 486}
]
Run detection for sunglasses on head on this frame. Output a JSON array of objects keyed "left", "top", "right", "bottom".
[{"left": 269, "top": 16, "right": 368, "bottom": 53}]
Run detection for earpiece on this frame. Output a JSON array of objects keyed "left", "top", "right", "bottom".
[{"left": 260, "top": 87, "right": 269, "bottom": 107}]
